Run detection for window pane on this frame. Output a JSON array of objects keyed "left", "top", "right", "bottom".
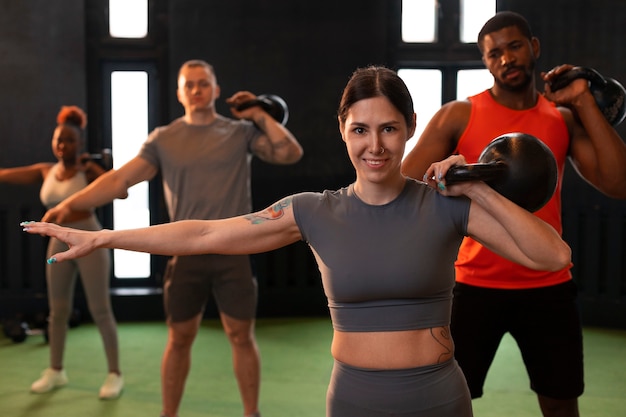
[
  {"left": 402, "top": 0, "right": 437, "bottom": 43},
  {"left": 109, "top": 0, "right": 148, "bottom": 38},
  {"left": 398, "top": 69, "right": 442, "bottom": 160},
  {"left": 457, "top": 69, "right": 492, "bottom": 100},
  {"left": 460, "top": 0, "right": 496, "bottom": 43},
  {"left": 110, "top": 71, "right": 151, "bottom": 278}
]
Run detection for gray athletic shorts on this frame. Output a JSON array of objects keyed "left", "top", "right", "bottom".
[
  {"left": 163, "top": 254, "right": 257, "bottom": 322},
  {"left": 326, "top": 359, "right": 473, "bottom": 416}
]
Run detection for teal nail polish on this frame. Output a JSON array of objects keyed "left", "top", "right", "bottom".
[
  {"left": 437, "top": 182, "right": 446, "bottom": 191},
  {"left": 47, "top": 257, "right": 57, "bottom": 264},
  {"left": 20, "top": 221, "right": 34, "bottom": 226}
]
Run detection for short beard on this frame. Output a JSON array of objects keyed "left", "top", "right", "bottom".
[{"left": 496, "top": 60, "right": 536, "bottom": 92}]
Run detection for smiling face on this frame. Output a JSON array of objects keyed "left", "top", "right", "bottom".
[
  {"left": 481, "top": 25, "right": 540, "bottom": 92},
  {"left": 340, "top": 96, "right": 415, "bottom": 190}
]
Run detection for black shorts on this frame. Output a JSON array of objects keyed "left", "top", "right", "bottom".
[
  {"left": 163, "top": 254, "right": 257, "bottom": 322},
  {"left": 450, "top": 280, "right": 584, "bottom": 400}
]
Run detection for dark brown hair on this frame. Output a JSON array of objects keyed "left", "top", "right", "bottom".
[{"left": 337, "top": 66, "right": 414, "bottom": 128}]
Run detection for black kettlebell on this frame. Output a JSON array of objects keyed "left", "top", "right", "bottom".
[
  {"left": 2, "top": 318, "right": 29, "bottom": 343},
  {"left": 87, "top": 148, "right": 113, "bottom": 170},
  {"left": 548, "top": 66, "right": 626, "bottom": 126},
  {"left": 81, "top": 148, "right": 113, "bottom": 170},
  {"left": 68, "top": 308, "right": 82, "bottom": 328},
  {"left": 445, "top": 132, "right": 558, "bottom": 212},
  {"left": 234, "top": 94, "right": 289, "bottom": 125}
]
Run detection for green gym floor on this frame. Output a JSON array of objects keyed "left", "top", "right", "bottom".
[{"left": 1, "top": 317, "right": 625, "bottom": 417}]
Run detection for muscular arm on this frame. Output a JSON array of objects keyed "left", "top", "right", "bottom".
[
  {"left": 248, "top": 112, "right": 304, "bottom": 164},
  {"left": 25, "top": 196, "right": 303, "bottom": 263},
  {"left": 401, "top": 100, "right": 470, "bottom": 180},
  {"left": 227, "top": 91, "right": 303, "bottom": 165},
  {"left": 544, "top": 70, "right": 626, "bottom": 199},
  {"left": 42, "top": 156, "right": 158, "bottom": 222},
  {"left": 563, "top": 102, "right": 626, "bottom": 198}
]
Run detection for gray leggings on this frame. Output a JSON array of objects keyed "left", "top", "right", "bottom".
[
  {"left": 327, "top": 359, "right": 473, "bottom": 417},
  {"left": 45, "top": 216, "right": 118, "bottom": 372}
]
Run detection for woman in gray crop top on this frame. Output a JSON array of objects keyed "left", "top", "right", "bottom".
[
  {"left": 23, "top": 68, "right": 571, "bottom": 416},
  {"left": 2, "top": 106, "right": 124, "bottom": 400}
]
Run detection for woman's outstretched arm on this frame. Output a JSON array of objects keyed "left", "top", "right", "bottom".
[{"left": 23, "top": 196, "right": 302, "bottom": 263}]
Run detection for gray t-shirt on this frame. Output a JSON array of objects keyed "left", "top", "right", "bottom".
[
  {"left": 293, "top": 178, "right": 470, "bottom": 332},
  {"left": 139, "top": 115, "right": 261, "bottom": 221}
]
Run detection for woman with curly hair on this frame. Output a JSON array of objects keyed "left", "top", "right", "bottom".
[{"left": 0, "top": 106, "right": 123, "bottom": 399}]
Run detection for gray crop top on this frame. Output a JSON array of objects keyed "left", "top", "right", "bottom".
[
  {"left": 292, "top": 178, "right": 470, "bottom": 332},
  {"left": 40, "top": 164, "right": 88, "bottom": 209}
]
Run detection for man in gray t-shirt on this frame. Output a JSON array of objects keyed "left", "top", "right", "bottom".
[{"left": 42, "top": 59, "right": 303, "bottom": 417}]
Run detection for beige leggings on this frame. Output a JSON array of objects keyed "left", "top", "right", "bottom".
[{"left": 45, "top": 216, "right": 118, "bottom": 373}]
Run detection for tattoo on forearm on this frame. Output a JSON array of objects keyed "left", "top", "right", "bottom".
[
  {"left": 430, "top": 327, "right": 453, "bottom": 363},
  {"left": 244, "top": 197, "right": 292, "bottom": 224},
  {"left": 251, "top": 110, "right": 302, "bottom": 160},
  {"left": 255, "top": 135, "right": 294, "bottom": 159},
  {"left": 270, "top": 136, "right": 292, "bottom": 149}
]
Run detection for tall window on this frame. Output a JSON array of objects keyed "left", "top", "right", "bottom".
[
  {"left": 398, "top": 0, "right": 495, "bottom": 158},
  {"left": 107, "top": 1, "right": 151, "bottom": 279},
  {"left": 110, "top": 71, "right": 151, "bottom": 278}
]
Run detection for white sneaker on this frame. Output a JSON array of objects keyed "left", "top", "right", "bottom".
[
  {"left": 30, "top": 368, "right": 68, "bottom": 393},
  {"left": 99, "top": 373, "right": 123, "bottom": 399}
]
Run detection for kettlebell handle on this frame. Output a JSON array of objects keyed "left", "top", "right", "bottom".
[
  {"left": 234, "top": 94, "right": 289, "bottom": 125},
  {"left": 549, "top": 66, "right": 607, "bottom": 92},
  {"left": 445, "top": 161, "right": 508, "bottom": 185},
  {"left": 235, "top": 95, "right": 275, "bottom": 111}
]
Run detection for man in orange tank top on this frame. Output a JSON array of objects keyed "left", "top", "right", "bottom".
[{"left": 402, "top": 11, "right": 626, "bottom": 417}]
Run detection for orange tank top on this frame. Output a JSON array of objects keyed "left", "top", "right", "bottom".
[{"left": 454, "top": 90, "right": 572, "bottom": 289}]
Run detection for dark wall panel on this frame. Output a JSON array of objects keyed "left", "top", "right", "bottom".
[
  {"left": 167, "top": 0, "right": 392, "bottom": 206},
  {"left": 0, "top": 0, "right": 87, "bottom": 166},
  {"left": 0, "top": 1, "right": 87, "bottom": 318}
]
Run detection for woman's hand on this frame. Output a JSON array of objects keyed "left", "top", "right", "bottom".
[
  {"left": 21, "top": 221, "right": 99, "bottom": 263},
  {"left": 422, "top": 154, "right": 477, "bottom": 196}
]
